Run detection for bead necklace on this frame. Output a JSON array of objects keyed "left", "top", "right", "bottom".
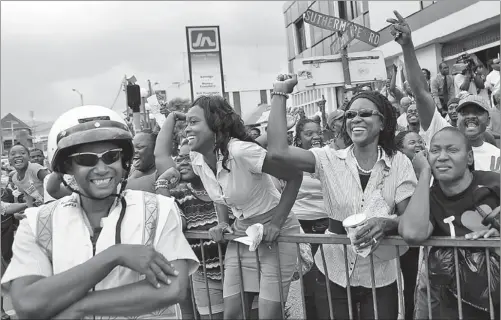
[
  {"left": 187, "top": 183, "right": 209, "bottom": 199},
  {"left": 351, "top": 146, "right": 382, "bottom": 174}
]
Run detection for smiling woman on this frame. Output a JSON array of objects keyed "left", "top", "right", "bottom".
[
  {"left": 127, "top": 130, "right": 157, "bottom": 193},
  {"left": 176, "top": 95, "right": 303, "bottom": 320},
  {"left": 266, "top": 75, "right": 432, "bottom": 320}
]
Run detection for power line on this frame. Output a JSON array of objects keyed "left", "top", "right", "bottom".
[{"left": 110, "top": 76, "right": 126, "bottom": 110}]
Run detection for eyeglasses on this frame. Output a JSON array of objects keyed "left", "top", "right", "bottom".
[
  {"left": 68, "top": 148, "right": 122, "bottom": 167},
  {"left": 174, "top": 154, "right": 191, "bottom": 165},
  {"left": 345, "top": 109, "right": 384, "bottom": 120}
]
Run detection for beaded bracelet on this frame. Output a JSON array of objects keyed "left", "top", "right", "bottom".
[
  {"left": 154, "top": 179, "right": 175, "bottom": 190},
  {"left": 271, "top": 91, "right": 289, "bottom": 99}
]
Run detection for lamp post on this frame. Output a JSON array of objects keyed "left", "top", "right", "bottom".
[{"left": 72, "top": 89, "right": 84, "bottom": 106}]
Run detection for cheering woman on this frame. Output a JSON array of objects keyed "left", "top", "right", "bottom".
[
  {"left": 267, "top": 75, "right": 428, "bottom": 319},
  {"left": 183, "top": 95, "right": 302, "bottom": 320}
]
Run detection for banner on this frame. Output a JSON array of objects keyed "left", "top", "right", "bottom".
[
  {"left": 147, "top": 94, "right": 165, "bottom": 128},
  {"left": 186, "top": 26, "right": 225, "bottom": 101},
  {"left": 303, "top": 9, "right": 380, "bottom": 47}
]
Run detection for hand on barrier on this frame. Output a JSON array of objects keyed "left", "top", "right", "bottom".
[
  {"left": 113, "top": 244, "right": 179, "bottom": 288},
  {"left": 353, "top": 217, "right": 386, "bottom": 252},
  {"left": 263, "top": 222, "right": 280, "bottom": 243},
  {"left": 209, "top": 222, "right": 233, "bottom": 243}
]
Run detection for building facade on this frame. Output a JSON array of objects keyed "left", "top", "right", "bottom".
[
  {"left": 0, "top": 113, "right": 33, "bottom": 154},
  {"left": 283, "top": 0, "right": 500, "bottom": 115}
]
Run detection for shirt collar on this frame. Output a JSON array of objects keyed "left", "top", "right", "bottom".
[{"left": 337, "top": 145, "right": 393, "bottom": 169}]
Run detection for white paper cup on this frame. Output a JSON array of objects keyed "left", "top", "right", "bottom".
[{"left": 343, "top": 214, "right": 371, "bottom": 257}]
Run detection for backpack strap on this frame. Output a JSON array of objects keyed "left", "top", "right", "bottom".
[
  {"left": 36, "top": 201, "right": 59, "bottom": 263},
  {"left": 143, "top": 192, "right": 159, "bottom": 246}
]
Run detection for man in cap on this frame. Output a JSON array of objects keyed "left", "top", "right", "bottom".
[{"left": 326, "top": 110, "right": 347, "bottom": 150}]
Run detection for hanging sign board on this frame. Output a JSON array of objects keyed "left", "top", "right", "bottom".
[
  {"left": 303, "top": 9, "right": 381, "bottom": 47},
  {"left": 293, "top": 51, "right": 388, "bottom": 91}
]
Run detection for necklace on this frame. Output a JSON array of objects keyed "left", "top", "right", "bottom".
[
  {"left": 187, "top": 183, "right": 209, "bottom": 199},
  {"left": 351, "top": 146, "right": 382, "bottom": 174}
]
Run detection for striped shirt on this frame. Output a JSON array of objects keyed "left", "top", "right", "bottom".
[
  {"left": 310, "top": 145, "right": 417, "bottom": 288},
  {"left": 170, "top": 183, "right": 234, "bottom": 281}
]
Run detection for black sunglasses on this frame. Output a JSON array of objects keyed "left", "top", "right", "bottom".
[
  {"left": 345, "top": 109, "right": 384, "bottom": 119},
  {"left": 69, "top": 148, "right": 122, "bottom": 167}
]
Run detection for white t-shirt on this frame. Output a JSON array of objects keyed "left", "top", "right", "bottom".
[
  {"left": 292, "top": 173, "right": 328, "bottom": 221},
  {"left": 397, "top": 113, "right": 408, "bottom": 128},
  {"left": 486, "top": 70, "right": 500, "bottom": 94},
  {"left": 472, "top": 142, "right": 500, "bottom": 173},
  {"left": 421, "top": 109, "right": 450, "bottom": 148},
  {"left": 454, "top": 74, "right": 489, "bottom": 102}
]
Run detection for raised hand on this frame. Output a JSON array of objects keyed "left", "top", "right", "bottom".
[
  {"left": 274, "top": 74, "right": 298, "bottom": 94},
  {"left": 386, "top": 10, "right": 412, "bottom": 46}
]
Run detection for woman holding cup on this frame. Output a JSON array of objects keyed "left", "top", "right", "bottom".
[{"left": 267, "top": 75, "right": 430, "bottom": 319}]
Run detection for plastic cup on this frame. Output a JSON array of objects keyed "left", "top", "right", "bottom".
[{"left": 343, "top": 214, "right": 371, "bottom": 257}]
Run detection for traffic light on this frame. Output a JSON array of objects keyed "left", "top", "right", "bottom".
[{"left": 126, "top": 84, "right": 141, "bottom": 112}]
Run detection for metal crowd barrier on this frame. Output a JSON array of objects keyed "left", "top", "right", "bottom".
[{"left": 184, "top": 231, "right": 500, "bottom": 320}]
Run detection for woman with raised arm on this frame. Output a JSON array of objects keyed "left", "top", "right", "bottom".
[
  {"left": 267, "top": 75, "right": 430, "bottom": 319},
  {"left": 155, "top": 111, "right": 246, "bottom": 320},
  {"left": 180, "top": 95, "right": 303, "bottom": 320}
]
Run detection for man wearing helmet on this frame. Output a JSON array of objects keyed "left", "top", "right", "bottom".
[{"left": 1, "top": 106, "right": 199, "bottom": 319}]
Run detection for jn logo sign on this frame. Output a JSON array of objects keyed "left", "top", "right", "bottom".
[{"left": 189, "top": 28, "right": 219, "bottom": 52}]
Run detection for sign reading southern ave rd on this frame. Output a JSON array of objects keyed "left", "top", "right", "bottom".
[{"left": 304, "top": 9, "right": 380, "bottom": 47}]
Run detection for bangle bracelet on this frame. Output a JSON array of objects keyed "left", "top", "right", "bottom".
[{"left": 272, "top": 91, "right": 289, "bottom": 99}]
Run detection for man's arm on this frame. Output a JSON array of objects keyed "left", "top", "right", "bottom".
[
  {"left": 67, "top": 260, "right": 189, "bottom": 318},
  {"left": 9, "top": 246, "right": 120, "bottom": 319},
  {"left": 401, "top": 43, "right": 436, "bottom": 130}
]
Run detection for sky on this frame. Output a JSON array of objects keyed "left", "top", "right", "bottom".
[{"left": 1, "top": 1, "right": 289, "bottom": 122}]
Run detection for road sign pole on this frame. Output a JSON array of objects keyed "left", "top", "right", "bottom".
[{"left": 338, "top": 32, "right": 352, "bottom": 94}]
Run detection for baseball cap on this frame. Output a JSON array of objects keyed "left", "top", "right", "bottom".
[
  {"left": 456, "top": 94, "right": 491, "bottom": 113},
  {"left": 327, "top": 110, "right": 344, "bottom": 127}
]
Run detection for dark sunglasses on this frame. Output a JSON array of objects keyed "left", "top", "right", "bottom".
[
  {"left": 174, "top": 154, "right": 191, "bottom": 165},
  {"left": 69, "top": 148, "right": 122, "bottom": 167},
  {"left": 345, "top": 109, "right": 384, "bottom": 119}
]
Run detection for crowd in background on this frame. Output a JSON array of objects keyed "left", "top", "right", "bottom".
[{"left": 1, "top": 11, "right": 500, "bottom": 320}]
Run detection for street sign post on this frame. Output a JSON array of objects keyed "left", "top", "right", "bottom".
[
  {"left": 304, "top": 9, "right": 380, "bottom": 47},
  {"left": 302, "top": 8, "right": 382, "bottom": 98}
]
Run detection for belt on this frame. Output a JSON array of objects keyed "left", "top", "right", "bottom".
[{"left": 328, "top": 219, "right": 346, "bottom": 235}]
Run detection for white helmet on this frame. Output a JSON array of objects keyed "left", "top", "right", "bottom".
[{"left": 47, "top": 105, "right": 133, "bottom": 173}]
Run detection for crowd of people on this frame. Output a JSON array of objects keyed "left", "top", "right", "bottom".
[{"left": 1, "top": 10, "right": 500, "bottom": 320}]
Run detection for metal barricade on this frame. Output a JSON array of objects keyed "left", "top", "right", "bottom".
[{"left": 184, "top": 231, "right": 499, "bottom": 320}]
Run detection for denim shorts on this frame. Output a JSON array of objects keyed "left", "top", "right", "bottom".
[{"left": 191, "top": 272, "right": 258, "bottom": 315}]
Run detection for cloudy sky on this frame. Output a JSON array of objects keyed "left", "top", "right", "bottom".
[{"left": 1, "top": 1, "right": 289, "bottom": 122}]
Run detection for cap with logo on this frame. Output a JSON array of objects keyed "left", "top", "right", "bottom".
[{"left": 456, "top": 94, "right": 491, "bottom": 113}]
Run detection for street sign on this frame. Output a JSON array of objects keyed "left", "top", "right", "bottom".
[
  {"left": 303, "top": 9, "right": 380, "bottom": 47},
  {"left": 293, "top": 51, "right": 387, "bottom": 92}
]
